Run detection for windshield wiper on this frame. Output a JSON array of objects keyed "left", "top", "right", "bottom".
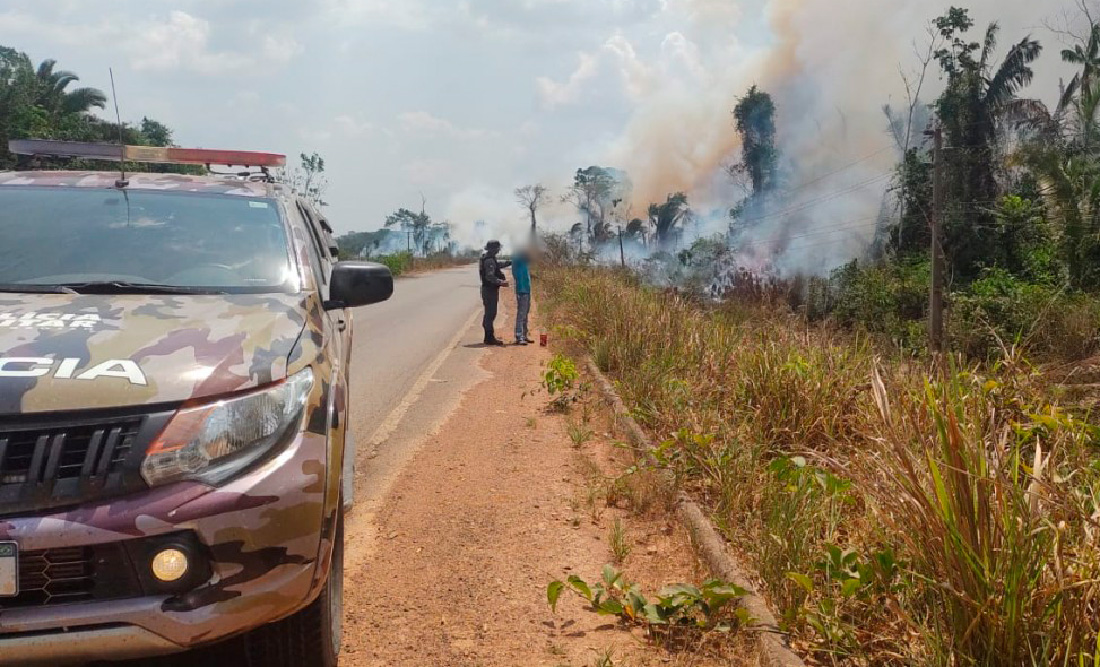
[{"left": 56, "top": 281, "right": 223, "bottom": 295}]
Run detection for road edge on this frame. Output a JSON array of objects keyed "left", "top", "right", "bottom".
[{"left": 584, "top": 358, "right": 807, "bottom": 667}]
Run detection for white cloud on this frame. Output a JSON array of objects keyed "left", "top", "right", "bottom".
[
  {"left": 128, "top": 11, "right": 238, "bottom": 72},
  {"left": 604, "top": 33, "right": 653, "bottom": 99},
  {"left": 536, "top": 52, "right": 600, "bottom": 106},
  {"left": 397, "top": 111, "right": 495, "bottom": 140},
  {"left": 659, "top": 32, "right": 706, "bottom": 82},
  {"left": 334, "top": 114, "right": 375, "bottom": 137},
  {"left": 536, "top": 33, "right": 655, "bottom": 107},
  {"left": 0, "top": 9, "right": 301, "bottom": 75},
  {"left": 321, "top": 0, "right": 431, "bottom": 29}
]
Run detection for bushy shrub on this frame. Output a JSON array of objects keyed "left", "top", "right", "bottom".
[
  {"left": 949, "top": 268, "right": 1100, "bottom": 361},
  {"left": 827, "top": 258, "right": 931, "bottom": 352},
  {"left": 375, "top": 251, "right": 413, "bottom": 276}
]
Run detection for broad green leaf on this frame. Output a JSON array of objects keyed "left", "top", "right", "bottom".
[
  {"left": 787, "top": 572, "right": 814, "bottom": 595},
  {"left": 547, "top": 580, "right": 565, "bottom": 612},
  {"left": 602, "top": 564, "right": 621, "bottom": 589},
  {"left": 706, "top": 584, "right": 748, "bottom": 598},
  {"left": 840, "top": 578, "right": 862, "bottom": 597},
  {"left": 702, "top": 589, "right": 746, "bottom": 611},
  {"left": 658, "top": 584, "right": 701, "bottom": 600},
  {"left": 597, "top": 598, "right": 625, "bottom": 616},
  {"left": 643, "top": 603, "right": 668, "bottom": 625},
  {"left": 567, "top": 575, "right": 592, "bottom": 601}
]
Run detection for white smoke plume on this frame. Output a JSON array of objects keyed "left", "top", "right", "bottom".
[{"left": 440, "top": 0, "right": 1078, "bottom": 269}]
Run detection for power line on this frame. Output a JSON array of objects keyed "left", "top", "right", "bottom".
[
  {"left": 737, "top": 172, "right": 895, "bottom": 226},
  {"left": 780, "top": 144, "right": 896, "bottom": 196}
]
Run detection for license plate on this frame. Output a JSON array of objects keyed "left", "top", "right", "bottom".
[{"left": 0, "top": 542, "right": 17, "bottom": 596}]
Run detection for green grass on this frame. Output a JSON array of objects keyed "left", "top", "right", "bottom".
[
  {"left": 567, "top": 420, "right": 594, "bottom": 447},
  {"left": 540, "top": 266, "right": 1100, "bottom": 666},
  {"left": 608, "top": 517, "right": 631, "bottom": 563}
]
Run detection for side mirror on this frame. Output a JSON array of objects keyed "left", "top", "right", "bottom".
[{"left": 325, "top": 261, "right": 393, "bottom": 310}]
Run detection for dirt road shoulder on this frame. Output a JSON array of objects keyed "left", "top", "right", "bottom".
[{"left": 341, "top": 300, "right": 745, "bottom": 666}]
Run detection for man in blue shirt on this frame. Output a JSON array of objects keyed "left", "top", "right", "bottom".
[{"left": 511, "top": 249, "right": 533, "bottom": 346}]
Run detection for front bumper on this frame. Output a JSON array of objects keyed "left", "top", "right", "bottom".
[
  {"left": 0, "top": 427, "right": 330, "bottom": 662},
  {"left": 1, "top": 625, "right": 180, "bottom": 665}
]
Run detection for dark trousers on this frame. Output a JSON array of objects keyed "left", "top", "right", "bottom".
[{"left": 481, "top": 285, "right": 499, "bottom": 341}]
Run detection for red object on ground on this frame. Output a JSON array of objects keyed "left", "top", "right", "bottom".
[{"left": 539, "top": 334, "right": 548, "bottom": 347}]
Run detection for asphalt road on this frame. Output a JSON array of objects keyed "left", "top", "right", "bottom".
[{"left": 346, "top": 264, "right": 481, "bottom": 452}]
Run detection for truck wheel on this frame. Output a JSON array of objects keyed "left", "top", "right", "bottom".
[{"left": 240, "top": 506, "right": 344, "bottom": 667}]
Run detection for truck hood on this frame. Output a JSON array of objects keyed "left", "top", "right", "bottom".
[{"left": 0, "top": 293, "right": 309, "bottom": 416}]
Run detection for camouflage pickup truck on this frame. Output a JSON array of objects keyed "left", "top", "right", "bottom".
[{"left": 0, "top": 141, "right": 392, "bottom": 666}]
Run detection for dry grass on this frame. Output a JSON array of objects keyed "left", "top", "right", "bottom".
[
  {"left": 609, "top": 517, "right": 631, "bottom": 563},
  {"left": 540, "top": 266, "right": 1100, "bottom": 666}
]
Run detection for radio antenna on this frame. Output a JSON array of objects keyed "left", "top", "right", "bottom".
[{"left": 109, "top": 67, "right": 128, "bottom": 188}]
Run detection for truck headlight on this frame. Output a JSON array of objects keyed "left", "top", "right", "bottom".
[{"left": 141, "top": 368, "right": 314, "bottom": 487}]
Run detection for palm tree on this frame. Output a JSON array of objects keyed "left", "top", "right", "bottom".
[
  {"left": 33, "top": 59, "right": 106, "bottom": 117},
  {"left": 1060, "top": 24, "right": 1100, "bottom": 150},
  {"left": 648, "top": 193, "right": 689, "bottom": 249},
  {"left": 934, "top": 11, "right": 1043, "bottom": 279},
  {"left": 1021, "top": 21, "right": 1100, "bottom": 289}
]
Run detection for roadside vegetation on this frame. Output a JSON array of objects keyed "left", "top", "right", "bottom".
[
  {"left": 540, "top": 266, "right": 1100, "bottom": 665},
  {"left": 535, "top": 15, "right": 1100, "bottom": 662},
  {"left": 335, "top": 204, "right": 476, "bottom": 272},
  {"left": 0, "top": 45, "right": 194, "bottom": 172},
  {"left": 359, "top": 250, "right": 476, "bottom": 277}
]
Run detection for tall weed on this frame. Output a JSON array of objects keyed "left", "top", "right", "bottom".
[{"left": 539, "top": 267, "right": 1100, "bottom": 665}]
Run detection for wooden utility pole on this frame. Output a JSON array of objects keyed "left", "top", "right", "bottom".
[
  {"left": 618, "top": 227, "right": 626, "bottom": 268},
  {"left": 928, "top": 125, "right": 945, "bottom": 353}
]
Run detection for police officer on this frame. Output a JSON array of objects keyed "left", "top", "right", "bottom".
[{"left": 479, "top": 240, "right": 511, "bottom": 345}]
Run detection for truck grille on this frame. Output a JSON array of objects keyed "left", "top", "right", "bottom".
[
  {"left": 16, "top": 546, "right": 95, "bottom": 606},
  {"left": 0, "top": 420, "right": 140, "bottom": 485},
  {"left": 2, "top": 543, "right": 141, "bottom": 609},
  {"left": 0, "top": 410, "right": 172, "bottom": 516}
]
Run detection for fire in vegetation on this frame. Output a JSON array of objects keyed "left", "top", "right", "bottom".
[{"left": 531, "top": 0, "right": 1092, "bottom": 323}]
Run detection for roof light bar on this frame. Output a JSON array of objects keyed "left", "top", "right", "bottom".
[{"left": 9, "top": 139, "right": 286, "bottom": 168}]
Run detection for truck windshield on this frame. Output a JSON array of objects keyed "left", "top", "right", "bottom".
[{"left": 0, "top": 187, "right": 295, "bottom": 294}]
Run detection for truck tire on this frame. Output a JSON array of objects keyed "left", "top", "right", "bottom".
[{"left": 239, "top": 506, "right": 344, "bottom": 667}]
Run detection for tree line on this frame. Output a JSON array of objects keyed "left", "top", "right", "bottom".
[
  {"left": 522, "top": 5, "right": 1100, "bottom": 360},
  {"left": 0, "top": 45, "right": 187, "bottom": 170}
]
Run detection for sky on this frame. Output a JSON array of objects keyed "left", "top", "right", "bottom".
[{"left": 0, "top": 0, "right": 1087, "bottom": 255}]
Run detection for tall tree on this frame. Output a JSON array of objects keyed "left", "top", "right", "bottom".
[
  {"left": 384, "top": 207, "right": 432, "bottom": 253},
  {"left": 624, "top": 217, "right": 647, "bottom": 244},
  {"left": 32, "top": 59, "right": 106, "bottom": 117},
  {"left": 648, "top": 193, "right": 690, "bottom": 249},
  {"left": 732, "top": 86, "right": 778, "bottom": 197},
  {"left": 933, "top": 7, "right": 1043, "bottom": 280},
  {"left": 286, "top": 152, "right": 328, "bottom": 208},
  {"left": 1022, "top": 18, "right": 1100, "bottom": 289},
  {"left": 1060, "top": 23, "right": 1100, "bottom": 150},
  {"left": 515, "top": 184, "right": 549, "bottom": 235},
  {"left": 563, "top": 166, "right": 619, "bottom": 242},
  {"left": 139, "top": 117, "right": 173, "bottom": 147}
]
